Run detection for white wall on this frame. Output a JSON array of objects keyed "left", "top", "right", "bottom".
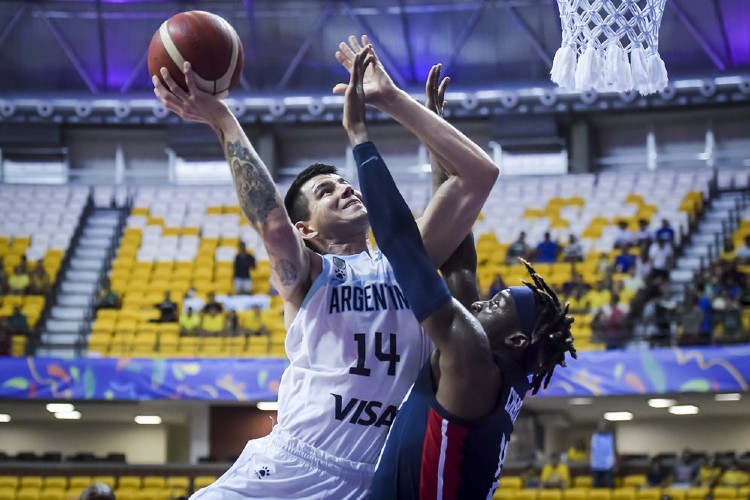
[
  {"left": 0, "top": 422, "right": 167, "bottom": 464},
  {"left": 615, "top": 417, "right": 750, "bottom": 454}
]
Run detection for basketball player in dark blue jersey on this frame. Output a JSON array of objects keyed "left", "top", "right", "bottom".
[{"left": 339, "top": 45, "right": 577, "bottom": 499}]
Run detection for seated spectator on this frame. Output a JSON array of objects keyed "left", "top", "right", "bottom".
[
  {"left": 622, "top": 267, "right": 645, "bottom": 295},
  {"left": 178, "top": 307, "right": 201, "bottom": 336},
  {"left": 535, "top": 232, "right": 561, "bottom": 263},
  {"left": 671, "top": 448, "right": 698, "bottom": 488},
  {"left": 562, "top": 272, "right": 587, "bottom": 297},
  {"left": 698, "top": 456, "right": 723, "bottom": 488},
  {"left": 7, "top": 306, "right": 30, "bottom": 337},
  {"left": 596, "top": 252, "right": 612, "bottom": 276},
  {"left": 0, "top": 257, "right": 8, "bottom": 295},
  {"left": 29, "top": 261, "right": 51, "bottom": 295},
  {"left": 242, "top": 305, "right": 270, "bottom": 338},
  {"left": 736, "top": 235, "right": 750, "bottom": 265},
  {"left": 655, "top": 219, "right": 675, "bottom": 246},
  {"left": 643, "top": 284, "right": 678, "bottom": 347},
  {"left": 648, "top": 239, "right": 673, "bottom": 281},
  {"left": 521, "top": 464, "right": 542, "bottom": 489},
  {"left": 487, "top": 273, "right": 507, "bottom": 299},
  {"left": 153, "top": 291, "right": 178, "bottom": 323},
  {"left": 563, "top": 234, "right": 585, "bottom": 263},
  {"left": 586, "top": 281, "right": 612, "bottom": 311},
  {"left": 567, "top": 438, "right": 588, "bottom": 463},
  {"left": 541, "top": 452, "right": 570, "bottom": 489},
  {"left": 95, "top": 279, "right": 121, "bottom": 310},
  {"left": 713, "top": 291, "right": 744, "bottom": 343},
  {"left": 612, "top": 279, "right": 635, "bottom": 305},
  {"left": 634, "top": 246, "right": 652, "bottom": 280},
  {"left": 635, "top": 218, "right": 652, "bottom": 247},
  {"left": 678, "top": 290, "right": 707, "bottom": 345},
  {"left": 718, "top": 460, "right": 749, "bottom": 488},
  {"left": 506, "top": 231, "right": 531, "bottom": 264},
  {"left": 8, "top": 265, "right": 30, "bottom": 295},
  {"left": 0, "top": 318, "right": 10, "bottom": 356},
  {"left": 593, "top": 293, "right": 629, "bottom": 350},
  {"left": 614, "top": 221, "right": 634, "bottom": 249},
  {"left": 182, "top": 287, "right": 205, "bottom": 314},
  {"left": 201, "top": 294, "right": 226, "bottom": 336},
  {"left": 614, "top": 244, "right": 637, "bottom": 274},
  {"left": 233, "top": 242, "right": 257, "bottom": 295},
  {"left": 567, "top": 287, "right": 592, "bottom": 314},
  {"left": 646, "top": 458, "right": 670, "bottom": 488},
  {"left": 202, "top": 292, "right": 224, "bottom": 315},
  {"left": 80, "top": 483, "right": 115, "bottom": 500}
]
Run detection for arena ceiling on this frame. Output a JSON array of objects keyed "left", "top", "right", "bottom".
[{"left": 1, "top": 0, "right": 749, "bottom": 122}]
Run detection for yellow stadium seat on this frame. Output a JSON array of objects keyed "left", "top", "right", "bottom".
[
  {"left": 540, "top": 490, "right": 563, "bottom": 500},
  {"left": 91, "top": 476, "right": 115, "bottom": 488},
  {"left": 17, "top": 489, "right": 41, "bottom": 500},
  {"left": 564, "top": 488, "right": 590, "bottom": 500},
  {"left": 68, "top": 477, "right": 92, "bottom": 490},
  {"left": 687, "top": 488, "right": 710, "bottom": 500},
  {"left": 499, "top": 477, "right": 523, "bottom": 490},
  {"left": 574, "top": 477, "right": 593, "bottom": 488},
  {"left": 39, "top": 489, "right": 64, "bottom": 500},
  {"left": 113, "top": 489, "right": 137, "bottom": 500},
  {"left": 193, "top": 476, "right": 217, "bottom": 489},
  {"left": 589, "top": 489, "right": 612, "bottom": 500},
  {"left": 623, "top": 475, "right": 647, "bottom": 489},
  {"left": 136, "top": 488, "right": 162, "bottom": 500},
  {"left": 495, "top": 490, "right": 516, "bottom": 500},
  {"left": 713, "top": 487, "right": 737, "bottom": 500},
  {"left": 637, "top": 489, "right": 662, "bottom": 500},
  {"left": 516, "top": 489, "right": 539, "bottom": 500},
  {"left": 613, "top": 489, "right": 636, "bottom": 500},
  {"left": 0, "top": 477, "right": 17, "bottom": 489},
  {"left": 663, "top": 490, "right": 685, "bottom": 500},
  {"left": 117, "top": 476, "right": 141, "bottom": 489},
  {"left": 20, "top": 477, "right": 43, "bottom": 490},
  {"left": 42, "top": 478, "right": 66, "bottom": 489},
  {"left": 0, "top": 488, "right": 14, "bottom": 500},
  {"left": 166, "top": 476, "right": 190, "bottom": 489}
]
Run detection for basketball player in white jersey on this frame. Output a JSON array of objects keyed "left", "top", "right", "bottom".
[{"left": 152, "top": 35, "right": 498, "bottom": 499}]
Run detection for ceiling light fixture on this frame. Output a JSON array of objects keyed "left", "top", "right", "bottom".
[
  {"left": 54, "top": 411, "right": 82, "bottom": 420},
  {"left": 0, "top": 414, "right": 10, "bottom": 423},
  {"left": 256, "top": 402, "right": 279, "bottom": 411},
  {"left": 134, "top": 416, "right": 162, "bottom": 425},
  {"left": 568, "top": 398, "right": 593, "bottom": 406},
  {"left": 669, "top": 405, "right": 699, "bottom": 415},
  {"left": 648, "top": 398, "right": 677, "bottom": 408},
  {"left": 604, "top": 411, "right": 633, "bottom": 421},
  {"left": 714, "top": 393, "right": 741, "bottom": 402},
  {"left": 46, "top": 403, "right": 74, "bottom": 413}
]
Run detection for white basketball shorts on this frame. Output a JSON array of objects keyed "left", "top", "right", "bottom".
[{"left": 190, "top": 429, "right": 375, "bottom": 499}]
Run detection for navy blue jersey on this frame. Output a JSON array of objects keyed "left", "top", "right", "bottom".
[{"left": 371, "top": 352, "right": 529, "bottom": 500}]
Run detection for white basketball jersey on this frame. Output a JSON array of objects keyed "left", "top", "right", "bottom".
[{"left": 275, "top": 250, "right": 432, "bottom": 465}]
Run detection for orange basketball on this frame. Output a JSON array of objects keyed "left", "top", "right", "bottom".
[{"left": 148, "top": 10, "right": 244, "bottom": 96}]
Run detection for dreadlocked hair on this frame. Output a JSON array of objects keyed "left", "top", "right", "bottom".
[{"left": 519, "top": 258, "right": 577, "bottom": 395}]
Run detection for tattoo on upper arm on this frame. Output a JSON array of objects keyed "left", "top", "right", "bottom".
[
  {"left": 226, "top": 140, "right": 279, "bottom": 224},
  {"left": 274, "top": 259, "right": 298, "bottom": 287}
]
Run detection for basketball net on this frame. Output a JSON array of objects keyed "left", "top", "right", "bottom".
[{"left": 551, "top": 0, "right": 668, "bottom": 95}]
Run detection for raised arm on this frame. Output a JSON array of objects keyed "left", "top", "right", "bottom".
[
  {"left": 343, "top": 48, "right": 498, "bottom": 419},
  {"left": 152, "top": 65, "right": 316, "bottom": 307},
  {"left": 334, "top": 36, "right": 498, "bottom": 268}
]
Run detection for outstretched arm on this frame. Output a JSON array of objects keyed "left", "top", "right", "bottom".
[
  {"left": 152, "top": 64, "right": 316, "bottom": 309},
  {"left": 335, "top": 36, "right": 498, "bottom": 269}
]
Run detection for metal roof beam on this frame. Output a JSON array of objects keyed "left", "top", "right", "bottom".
[{"left": 669, "top": 0, "right": 727, "bottom": 71}]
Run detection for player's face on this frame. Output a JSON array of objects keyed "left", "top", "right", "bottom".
[
  {"left": 470, "top": 290, "right": 524, "bottom": 349},
  {"left": 301, "top": 173, "right": 368, "bottom": 234}
]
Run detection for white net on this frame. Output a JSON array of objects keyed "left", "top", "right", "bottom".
[{"left": 551, "top": 0, "right": 669, "bottom": 95}]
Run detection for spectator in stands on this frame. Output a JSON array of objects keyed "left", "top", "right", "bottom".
[
  {"left": 541, "top": 452, "right": 571, "bottom": 489},
  {"left": 534, "top": 232, "right": 561, "bottom": 263},
  {"left": 0, "top": 257, "right": 8, "bottom": 295},
  {"left": 567, "top": 286, "right": 592, "bottom": 314},
  {"left": 718, "top": 460, "right": 749, "bottom": 488},
  {"left": 614, "top": 244, "right": 637, "bottom": 274},
  {"left": 635, "top": 218, "right": 652, "bottom": 247},
  {"left": 521, "top": 464, "right": 542, "bottom": 489},
  {"left": 7, "top": 306, "right": 30, "bottom": 337},
  {"left": 506, "top": 231, "right": 531, "bottom": 264},
  {"left": 80, "top": 483, "right": 115, "bottom": 500},
  {"left": 200, "top": 293, "right": 225, "bottom": 336},
  {"left": 233, "top": 242, "right": 257, "bottom": 295},
  {"left": 241, "top": 305, "right": 270, "bottom": 339},
  {"left": 614, "top": 220, "right": 634, "bottom": 249},
  {"left": 8, "top": 265, "right": 30, "bottom": 295},
  {"left": 622, "top": 267, "right": 645, "bottom": 295},
  {"left": 713, "top": 290, "right": 744, "bottom": 343},
  {"left": 153, "top": 291, "right": 178, "bottom": 323},
  {"left": 646, "top": 458, "right": 670, "bottom": 488},
  {"left": 698, "top": 456, "right": 723, "bottom": 488},
  {"left": 593, "top": 293, "right": 629, "bottom": 349},
  {"left": 634, "top": 245, "right": 652, "bottom": 281},
  {"left": 736, "top": 236, "right": 750, "bottom": 265},
  {"left": 562, "top": 272, "right": 587, "bottom": 297},
  {"left": 671, "top": 448, "right": 698, "bottom": 488},
  {"left": 587, "top": 281, "right": 612, "bottom": 312},
  {"left": 29, "top": 261, "right": 50, "bottom": 295},
  {"left": 487, "top": 273, "right": 507, "bottom": 299},
  {"left": 648, "top": 239, "right": 673, "bottom": 281},
  {"left": 677, "top": 290, "right": 707, "bottom": 345},
  {"left": 563, "top": 234, "right": 585, "bottom": 263},
  {"left": 182, "top": 287, "right": 205, "bottom": 314},
  {"left": 0, "top": 318, "right": 11, "bottom": 356},
  {"left": 590, "top": 419, "right": 617, "bottom": 488},
  {"left": 95, "top": 279, "right": 121, "bottom": 310},
  {"left": 643, "top": 282, "right": 677, "bottom": 347},
  {"left": 612, "top": 279, "right": 635, "bottom": 306},
  {"left": 655, "top": 219, "right": 676, "bottom": 246},
  {"left": 178, "top": 306, "right": 201, "bottom": 336},
  {"left": 567, "top": 438, "right": 588, "bottom": 463},
  {"left": 225, "top": 310, "right": 240, "bottom": 336}
]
